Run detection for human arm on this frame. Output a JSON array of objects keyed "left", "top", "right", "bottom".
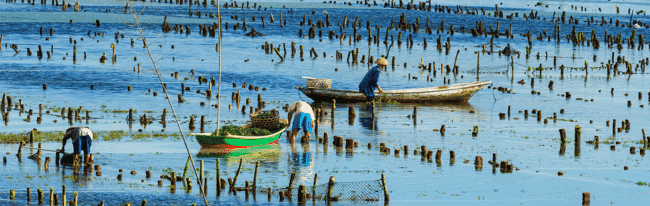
[
  {"left": 61, "top": 132, "right": 72, "bottom": 151},
  {"left": 287, "top": 110, "right": 294, "bottom": 126}
]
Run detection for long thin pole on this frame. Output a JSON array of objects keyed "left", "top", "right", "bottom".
[
  {"left": 125, "top": 1, "right": 208, "bottom": 205},
  {"left": 216, "top": 0, "right": 222, "bottom": 136}
]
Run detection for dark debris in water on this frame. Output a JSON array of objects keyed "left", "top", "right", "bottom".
[{"left": 244, "top": 28, "right": 265, "bottom": 37}]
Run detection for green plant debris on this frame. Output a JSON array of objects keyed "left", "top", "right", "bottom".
[
  {"left": 215, "top": 125, "right": 272, "bottom": 136},
  {"left": 0, "top": 130, "right": 180, "bottom": 143}
]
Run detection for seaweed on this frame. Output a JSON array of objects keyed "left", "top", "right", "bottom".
[
  {"left": 254, "top": 111, "right": 276, "bottom": 119},
  {"left": 217, "top": 125, "right": 271, "bottom": 136},
  {"left": 215, "top": 122, "right": 285, "bottom": 136}
]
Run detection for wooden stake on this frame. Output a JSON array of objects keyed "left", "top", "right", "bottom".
[
  {"left": 326, "top": 176, "right": 335, "bottom": 202},
  {"left": 216, "top": 159, "right": 221, "bottom": 195},
  {"left": 477, "top": 52, "right": 480, "bottom": 81},
  {"left": 312, "top": 173, "right": 318, "bottom": 202},
  {"left": 62, "top": 185, "right": 66, "bottom": 206},
  {"left": 231, "top": 158, "right": 243, "bottom": 190},
  {"left": 381, "top": 173, "right": 389, "bottom": 203},
  {"left": 253, "top": 161, "right": 259, "bottom": 188}
]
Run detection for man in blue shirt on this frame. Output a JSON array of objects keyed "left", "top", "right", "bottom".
[{"left": 358, "top": 57, "right": 386, "bottom": 101}]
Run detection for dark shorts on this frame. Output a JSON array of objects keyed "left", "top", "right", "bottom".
[
  {"left": 359, "top": 87, "right": 376, "bottom": 101},
  {"left": 73, "top": 135, "right": 92, "bottom": 155},
  {"left": 292, "top": 112, "right": 312, "bottom": 134}
]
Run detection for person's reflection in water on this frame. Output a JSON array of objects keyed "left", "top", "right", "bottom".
[
  {"left": 289, "top": 144, "right": 312, "bottom": 168},
  {"left": 358, "top": 105, "right": 378, "bottom": 131}
]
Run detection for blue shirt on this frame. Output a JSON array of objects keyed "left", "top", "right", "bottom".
[{"left": 358, "top": 66, "right": 381, "bottom": 99}]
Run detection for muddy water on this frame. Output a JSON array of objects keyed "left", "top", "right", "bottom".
[{"left": 1, "top": 0, "right": 649, "bottom": 205}]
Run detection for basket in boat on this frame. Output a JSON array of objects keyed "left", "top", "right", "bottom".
[
  {"left": 306, "top": 78, "right": 332, "bottom": 89},
  {"left": 250, "top": 110, "right": 280, "bottom": 131}
]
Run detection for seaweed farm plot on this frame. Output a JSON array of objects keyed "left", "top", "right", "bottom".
[{"left": 1, "top": 0, "right": 650, "bottom": 205}]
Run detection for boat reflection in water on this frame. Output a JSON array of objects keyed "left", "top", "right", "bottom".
[
  {"left": 197, "top": 143, "right": 281, "bottom": 164},
  {"left": 357, "top": 102, "right": 476, "bottom": 131}
]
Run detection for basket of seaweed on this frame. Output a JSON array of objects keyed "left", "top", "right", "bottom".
[{"left": 250, "top": 109, "right": 280, "bottom": 131}]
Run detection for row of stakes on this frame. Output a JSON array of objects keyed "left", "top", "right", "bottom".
[{"left": 3, "top": 155, "right": 389, "bottom": 205}]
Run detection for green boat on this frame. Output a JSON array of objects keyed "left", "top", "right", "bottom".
[{"left": 192, "top": 119, "right": 288, "bottom": 149}]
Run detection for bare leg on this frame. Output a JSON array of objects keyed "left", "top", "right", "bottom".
[
  {"left": 290, "top": 129, "right": 300, "bottom": 144},
  {"left": 85, "top": 154, "right": 90, "bottom": 165}
]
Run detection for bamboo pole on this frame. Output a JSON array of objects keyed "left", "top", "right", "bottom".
[
  {"left": 381, "top": 173, "right": 389, "bottom": 203},
  {"left": 124, "top": 2, "right": 208, "bottom": 205}
]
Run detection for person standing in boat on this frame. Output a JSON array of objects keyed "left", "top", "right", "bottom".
[
  {"left": 61, "top": 126, "right": 94, "bottom": 164},
  {"left": 358, "top": 57, "right": 386, "bottom": 101},
  {"left": 287, "top": 101, "right": 315, "bottom": 144}
]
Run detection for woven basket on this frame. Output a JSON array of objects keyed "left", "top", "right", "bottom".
[
  {"left": 306, "top": 78, "right": 332, "bottom": 89},
  {"left": 250, "top": 110, "right": 280, "bottom": 131}
]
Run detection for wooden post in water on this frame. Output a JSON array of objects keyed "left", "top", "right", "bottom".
[
  {"left": 170, "top": 172, "right": 176, "bottom": 188},
  {"left": 231, "top": 158, "right": 243, "bottom": 190},
  {"left": 298, "top": 185, "right": 306, "bottom": 204},
  {"left": 49, "top": 187, "right": 53, "bottom": 205},
  {"left": 312, "top": 173, "right": 318, "bottom": 202},
  {"left": 643, "top": 129, "right": 647, "bottom": 148},
  {"left": 17, "top": 141, "right": 25, "bottom": 157},
  {"left": 62, "top": 185, "right": 66, "bottom": 206},
  {"left": 216, "top": 159, "right": 221, "bottom": 195},
  {"left": 253, "top": 161, "right": 259, "bottom": 188},
  {"left": 199, "top": 160, "right": 204, "bottom": 181},
  {"left": 326, "top": 176, "right": 335, "bottom": 202},
  {"left": 288, "top": 172, "right": 296, "bottom": 196},
  {"left": 331, "top": 99, "right": 336, "bottom": 129},
  {"left": 381, "top": 173, "right": 389, "bottom": 203},
  {"left": 477, "top": 52, "right": 480, "bottom": 81},
  {"left": 582, "top": 192, "right": 590, "bottom": 205},
  {"left": 575, "top": 126, "right": 581, "bottom": 156},
  {"left": 511, "top": 57, "right": 514, "bottom": 82},
  {"left": 200, "top": 116, "right": 205, "bottom": 133}
]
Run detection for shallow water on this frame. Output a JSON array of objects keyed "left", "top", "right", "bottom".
[{"left": 1, "top": 0, "right": 650, "bottom": 205}]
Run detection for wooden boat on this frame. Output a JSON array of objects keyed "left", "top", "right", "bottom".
[
  {"left": 296, "top": 81, "right": 491, "bottom": 103},
  {"left": 192, "top": 119, "right": 288, "bottom": 149}
]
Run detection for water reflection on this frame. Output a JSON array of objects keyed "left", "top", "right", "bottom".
[
  {"left": 288, "top": 143, "right": 315, "bottom": 184},
  {"left": 196, "top": 144, "right": 281, "bottom": 164},
  {"left": 357, "top": 102, "right": 476, "bottom": 131},
  {"left": 358, "top": 105, "right": 378, "bottom": 131}
]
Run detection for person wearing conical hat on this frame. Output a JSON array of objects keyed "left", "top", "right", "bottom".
[{"left": 358, "top": 57, "right": 387, "bottom": 101}]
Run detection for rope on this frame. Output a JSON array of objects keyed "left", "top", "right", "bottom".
[
  {"left": 464, "top": 63, "right": 511, "bottom": 74},
  {"left": 125, "top": 1, "right": 209, "bottom": 206},
  {"left": 514, "top": 62, "right": 606, "bottom": 71},
  {"left": 298, "top": 90, "right": 307, "bottom": 102}
]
